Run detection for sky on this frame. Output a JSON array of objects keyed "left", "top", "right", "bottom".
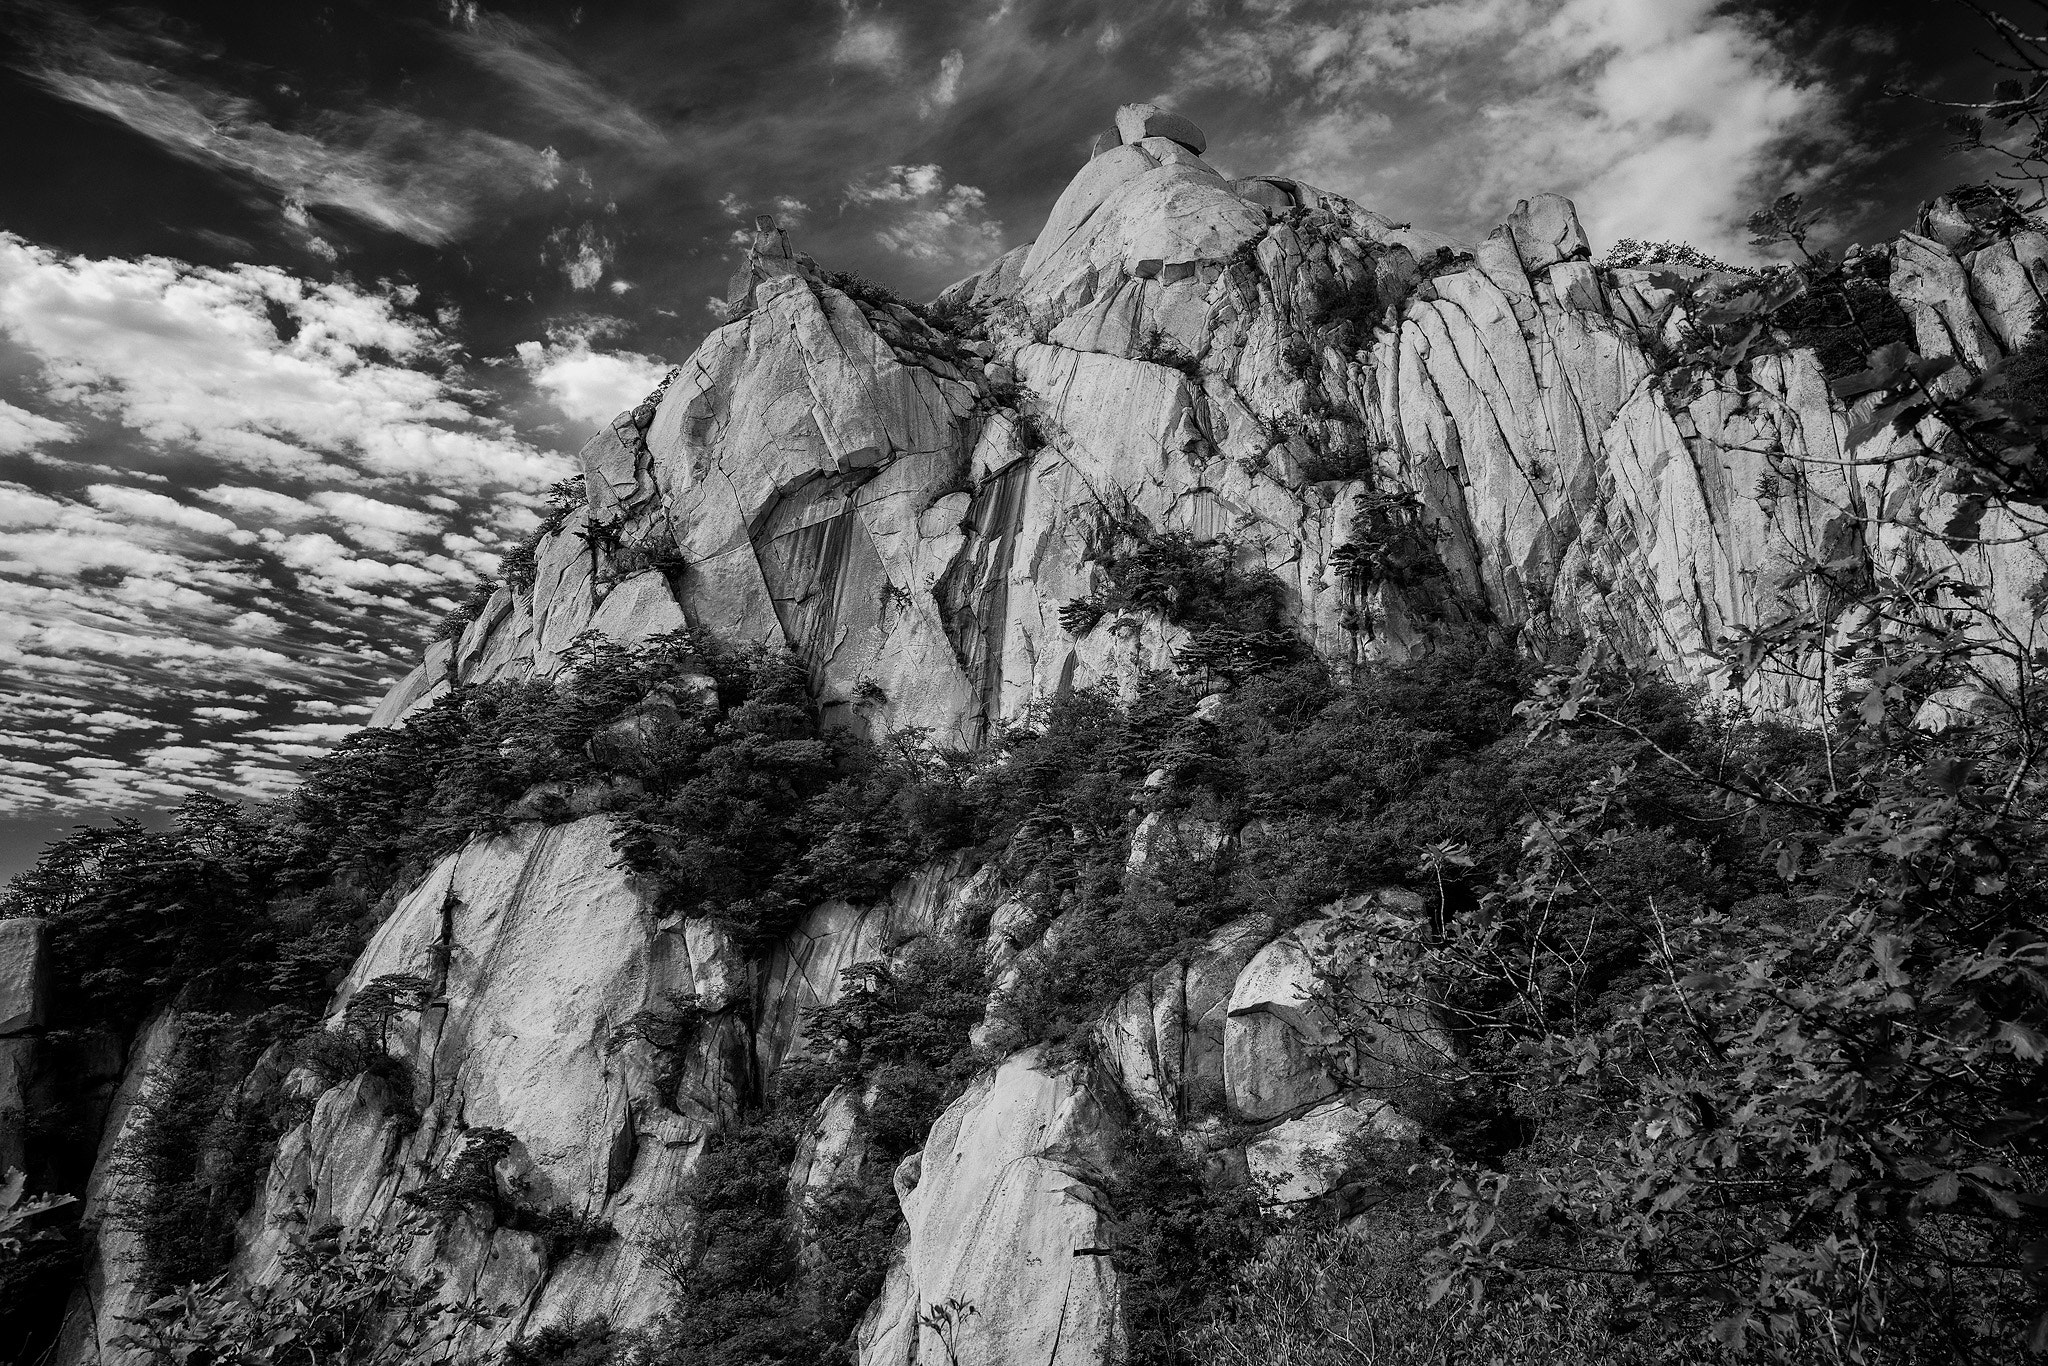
[{"left": 0, "top": 0, "right": 2025, "bottom": 876}]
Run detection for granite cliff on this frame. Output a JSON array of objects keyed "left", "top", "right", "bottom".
[{"left": 14, "top": 100, "right": 2048, "bottom": 1365}]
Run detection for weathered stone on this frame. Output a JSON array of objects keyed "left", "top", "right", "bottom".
[
  {"left": 1115, "top": 102, "right": 1207, "bottom": 155},
  {"left": 1246, "top": 1096, "right": 1418, "bottom": 1207},
  {"left": 0, "top": 917, "right": 48, "bottom": 1035},
  {"left": 53, "top": 1011, "right": 183, "bottom": 1366},
  {"left": 1502, "top": 192, "right": 1590, "bottom": 270},
  {"left": 857, "top": 1052, "right": 1120, "bottom": 1366},
  {"left": 1232, "top": 177, "right": 1297, "bottom": 214},
  {"left": 1224, "top": 894, "right": 1445, "bottom": 1122}
]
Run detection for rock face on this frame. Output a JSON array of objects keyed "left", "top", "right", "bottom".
[
  {"left": 0, "top": 917, "right": 46, "bottom": 1172},
  {"left": 372, "top": 124, "right": 2048, "bottom": 741},
  {"left": 235, "top": 818, "right": 747, "bottom": 1349},
  {"left": 859, "top": 1053, "right": 1121, "bottom": 1366},
  {"left": 50, "top": 104, "right": 2048, "bottom": 1366}
]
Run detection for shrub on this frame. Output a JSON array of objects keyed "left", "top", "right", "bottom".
[
  {"left": 115, "top": 1221, "right": 484, "bottom": 1366},
  {"left": 109, "top": 1013, "right": 305, "bottom": 1297},
  {"left": 1133, "top": 327, "right": 1202, "bottom": 377},
  {"left": 506, "top": 1320, "right": 649, "bottom": 1366},
  {"left": 402, "top": 1126, "right": 516, "bottom": 1217},
  {"left": 1603, "top": 238, "right": 1754, "bottom": 274},
  {"left": 1059, "top": 517, "right": 1305, "bottom": 680},
  {"left": 820, "top": 269, "right": 913, "bottom": 314},
  {"left": 1329, "top": 489, "right": 1448, "bottom": 590},
  {"left": 1183, "top": 1226, "right": 1675, "bottom": 1366},
  {"left": 1107, "top": 1123, "right": 1275, "bottom": 1366},
  {"left": 1771, "top": 274, "right": 1916, "bottom": 380}
]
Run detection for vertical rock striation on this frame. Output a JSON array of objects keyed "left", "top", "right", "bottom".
[{"left": 51, "top": 103, "right": 2048, "bottom": 1366}]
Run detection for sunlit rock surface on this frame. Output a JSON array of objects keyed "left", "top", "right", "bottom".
[{"left": 57, "top": 104, "right": 2048, "bottom": 1366}]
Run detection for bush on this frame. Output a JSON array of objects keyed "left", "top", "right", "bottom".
[
  {"left": 1771, "top": 274, "right": 1916, "bottom": 380},
  {"left": 1133, "top": 327, "right": 1201, "bottom": 377},
  {"left": 1107, "top": 1123, "right": 1275, "bottom": 1366},
  {"left": 650, "top": 935, "right": 986, "bottom": 1366},
  {"left": 1060, "top": 517, "right": 1306, "bottom": 680},
  {"left": 112, "top": 1013, "right": 300, "bottom": 1297},
  {"left": 1183, "top": 1226, "right": 1675, "bottom": 1366},
  {"left": 115, "top": 1221, "right": 482, "bottom": 1366}
]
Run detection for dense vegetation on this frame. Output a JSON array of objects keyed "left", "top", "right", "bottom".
[
  {"left": 0, "top": 629, "right": 971, "bottom": 1352},
  {"left": 13, "top": 19, "right": 2048, "bottom": 1362}
]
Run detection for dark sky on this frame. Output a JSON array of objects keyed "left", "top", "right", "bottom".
[{"left": 0, "top": 0, "right": 2024, "bottom": 876}]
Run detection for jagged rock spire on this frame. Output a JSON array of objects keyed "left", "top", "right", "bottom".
[{"left": 724, "top": 211, "right": 817, "bottom": 315}]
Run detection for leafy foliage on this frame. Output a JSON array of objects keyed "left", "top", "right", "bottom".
[
  {"left": 1058, "top": 516, "right": 1305, "bottom": 680},
  {"left": 649, "top": 936, "right": 988, "bottom": 1366},
  {"left": 1107, "top": 1123, "right": 1275, "bottom": 1366},
  {"left": 1604, "top": 238, "right": 1755, "bottom": 274},
  {"left": 116, "top": 1222, "right": 495, "bottom": 1366}
]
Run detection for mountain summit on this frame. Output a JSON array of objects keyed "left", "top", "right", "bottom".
[{"left": 11, "top": 101, "right": 2048, "bottom": 1366}]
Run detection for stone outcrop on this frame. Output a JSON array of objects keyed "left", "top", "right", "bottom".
[
  {"left": 370, "top": 104, "right": 2048, "bottom": 741},
  {"left": 858, "top": 1053, "right": 1121, "bottom": 1366},
  {"left": 0, "top": 917, "right": 47, "bottom": 1173},
  {"left": 47, "top": 100, "right": 2048, "bottom": 1366}
]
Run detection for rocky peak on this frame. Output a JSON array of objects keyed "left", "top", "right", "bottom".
[{"left": 33, "top": 100, "right": 2048, "bottom": 1366}]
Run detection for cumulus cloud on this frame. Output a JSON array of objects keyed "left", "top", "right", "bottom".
[
  {"left": 0, "top": 399, "right": 72, "bottom": 455},
  {"left": 1170, "top": 0, "right": 1853, "bottom": 258},
  {"left": 922, "top": 49, "right": 966, "bottom": 118},
  {"left": 85, "top": 484, "right": 246, "bottom": 540},
  {"left": 833, "top": 6, "right": 904, "bottom": 73},
  {"left": 0, "top": 234, "right": 564, "bottom": 491},
  {"left": 517, "top": 327, "right": 672, "bottom": 431},
  {"left": 842, "top": 165, "right": 1006, "bottom": 264},
  {"left": 0, "top": 237, "right": 561, "bottom": 822},
  {"left": 548, "top": 222, "right": 616, "bottom": 291}
]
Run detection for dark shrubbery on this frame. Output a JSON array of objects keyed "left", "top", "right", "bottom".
[
  {"left": 1771, "top": 273, "right": 1917, "bottom": 380},
  {"left": 1060, "top": 518, "right": 1305, "bottom": 680},
  {"left": 983, "top": 641, "right": 1567, "bottom": 1057},
  {"left": 1108, "top": 1124, "right": 1275, "bottom": 1366},
  {"left": 650, "top": 936, "right": 989, "bottom": 1366},
  {"left": 113, "top": 1013, "right": 298, "bottom": 1296}
]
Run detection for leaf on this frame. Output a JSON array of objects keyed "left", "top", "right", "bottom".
[
  {"left": 1923, "top": 757, "right": 1972, "bottom": 796},
  {"left": 1997, "top": 1020, "right": 2048, "bottom": 1061},
  {"left": 1942, "top": 497, "right": 1988, "bottom": 549}
]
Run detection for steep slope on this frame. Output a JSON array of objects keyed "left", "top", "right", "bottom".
[{"left": 41, "top": 103, "right": 2048, "bottom": 1366}]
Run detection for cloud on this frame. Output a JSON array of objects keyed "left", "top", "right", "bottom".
[
  {"left": 834, "top": 9, "right": 905, "bottom": 73},
  {"left": 842, "top": 165, "right": 1006, "bottom": 263},
  {"left": 1169, "top": 0, "right": 1853, "bottom": 258},
  {"left": 0, "top": 234, "right": 563, "bottom": 491},
  {"left": 0, "top": 400, "right": 72, "bottom": 455},
  {"left": 198, "top": 485, "right": 323, "bottom": 525},
  {"left": 0, "top": 237, "right": 565, "bottom": 822},
  {"left": 548, "top": 222, "right": 616, "bottom": 291},
  {"left": 85, "top": 484, "right": 245, "bottom": 540},
  {"left": 922, "top": 49, "right": 966, "bottom": 118},
  {"left": 517, "top": 328, "right": 672, "bottom": 431},
  {"left": 19, "top": 4, "right": 557, "bottom": 245},
  {"left": 449, "top": 13, "right": 668, "bottom": 150}
]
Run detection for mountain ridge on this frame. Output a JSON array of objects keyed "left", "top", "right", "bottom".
[{"left": 8, "top": 99, "right": 2048, "bottom": 1366}]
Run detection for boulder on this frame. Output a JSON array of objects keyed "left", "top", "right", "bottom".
[
  {"left": 1245, "top": 1096, "right": 1418, "bottom": 1207},
  {"left": 1115, "top": 102, "right": 1207, "bottom": 155},
  {"left": 1222, "top": 895, "right": 1445, "bottom": 1122},
  {"left": 1502, "top": 192, "right": 1590, "bottom": 271},
  {"left": 1232, "top": 177, "right": 1298, "bottom": 215}
]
